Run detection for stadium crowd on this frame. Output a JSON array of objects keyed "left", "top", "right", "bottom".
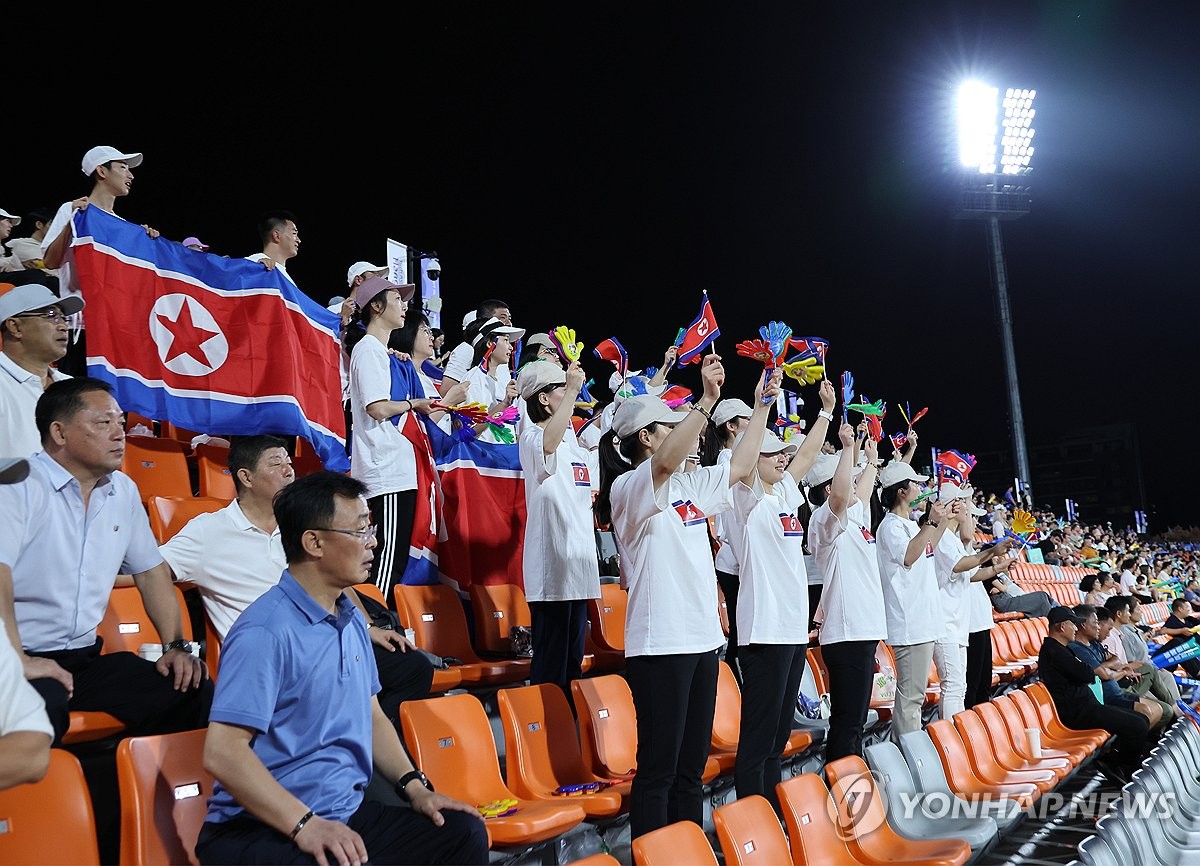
[{"left": 3, "top": 145, "right": 1200, "bottom": 865}]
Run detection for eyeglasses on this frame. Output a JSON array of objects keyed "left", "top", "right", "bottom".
[
  {"left": 15, "top": 309, "right": 67, "bottom": 324},
  {"left": 312, "top": 525, "right": 377, "bottom": 543},
  {"left": 418, "top": 325, "right": 434, "bottom": 335}
]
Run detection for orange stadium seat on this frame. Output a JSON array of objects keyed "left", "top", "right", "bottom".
[
  {"left": 399, "top": 693, "right": 586, "bottom": 848},
  {"left": 631, "top": 818, "right": 719, "bottom": 866},
  {"left": 925, "top": 719, "right": 1042, "bottom": 807},
  {"left": 122, "top": 436, "right": 193, "bottom": 502},
  {"left": 468, "top": 582, "right": 531, "bottom": 656},
  {"left": 116, "top": 729, "right": 212, "bottom": 866},
  {"left": 147, "top": 495, "right": 228, "bottom": 545},
  {"left": 587, "top": 583, "right": 627, "bottom": 654},
  {"left": 777, "top": 772, "right": 860, "bottom": 866},
  {"left": 953, "top": 708, "right": 1070, "bottom": 784},
  {"left": 99, "top": 585, "right": 193, "bottom": 655},
  {"left": 193, "top": 443, "right": 236, "bottom": 500},
  {"left": 0, "top": 749, "right": 101, "bottom": 865},
  {"left": 348, "top": 583, "right": 462, "bottom": 695},
  {"left": 712, "top": 794, "right": 793, "bottom": 866}
]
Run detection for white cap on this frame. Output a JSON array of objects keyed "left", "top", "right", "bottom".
[
  {"left": 712, "top": 398, "right": 754, "bottom": 428},
  {"left": 611, "top": 395, "right": 689, "bottom": 439},
  {"left": 82, "top": 146, "right": 143, "bottom": 176},
  {"left": 516, "top": 361, "right": 566, "bottom": 400},
  {"left": 472, "top": 316, "right": 525, "bottom": 346},
  {"left": 757, "top": 431, "right": 797, "bottom": 456},
  {"left": 939, "top": 482, "right": 986, "bottom": 515},
  {"left": 608, "top": 370, "right": 642, "bottom": 393},
  {"left": 0, "top": 283, "right": 85, "bottom": 321},
  {"left": 878, "top": 461, "right": 928, "bottom": 488},
  {"left": 803, "top": 453, "right": 840, "bottom": 489},
  {"left": 326, "top": 295, "right": 347, "bottom": 313},
  {"left": 347, "top": 261, "right": 388, "bottom": 286},
  {"left": 0, "top": 208, "right": 21, "bottom": 226},
  {"left": 462, "top": 310, "right": 477, "bottom": 329}
]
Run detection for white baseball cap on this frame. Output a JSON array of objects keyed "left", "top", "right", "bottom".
[
  {"left": 878, "top": 461, "right": 928, "bottom": 488},
  {"left": 611, "top": 394, "right": 689, "bottom": 439},
  {"left": 0, "top": 282, "right": 85, "bottom": 321},
  {"left": 82, "top": 146, "right": 143, "bottom": 176},
  {"left": 461, "top": 310, "right": 477, "bottom": 329},
  {"left": 939, "top": 482, "right": 986, "bottom": 515},
  {"left": 757, "top": 431, "right": 797, "bottom": 456},
  {"left": 346, "top": 261, "right": 388, "bottom": 286},
  {"left": 803, "top": 452, "right": 840, "bottom": 488},
  {"left": 472, "top": 316, "right": 525, "bottom": 346},
  {"left": 0, "top": 208, "right": 21, "bottom": 226},
  {"left": 516, "top": 360, "right": 566, "bottom": 400},
  {"left": 712, "top": 398, "right": 754, "bottom": 428}
]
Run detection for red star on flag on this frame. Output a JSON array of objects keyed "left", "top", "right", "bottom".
[{"left": 157, "top": 300, "right": 219, "bottom": 366}]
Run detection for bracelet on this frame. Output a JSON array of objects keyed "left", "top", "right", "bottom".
[
  {"left": 691, "top": 403, "right": 713, "bottom": 421},
  {"left": 818, "top": 410, "right": 834, "bottom": 422},
  {"left": 290, "top": 809, "right": 315, "bottom": 841}
]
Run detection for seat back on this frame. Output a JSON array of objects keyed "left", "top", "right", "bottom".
[
  {"left": 147, "top": 495, "right": 228, "bottom": 545},
  {"left": 193, "top": 444, "right": 235, "bottom": 500},
  {"left": 571, "top": 675, "right": 638, "bottom": 779},
  {"left": 1077, "top": 833, "right": 1122, "bottom": 866},
  {"left": 712, "top": 660, "right": 742, "bottom": 752},
  {"left": 497, "top": 683, "right": 592, "bottom": 799},
  {"left": 631, "top": 819, "right": 719, "bottom": 866},
  {"left": 805, "top": 646, "right": 831, "bottom": 695},
  {"left": 116, "top": 730, "right": 212, "bottom": 866},
  {"left": 870, "top": 642, "right": 896, "bottom": 709},
  {"left": 398, "top": 693, "right": 511, "bottom": 805},
  {"left": 203, "top": 613, "right": 221, "bottom": 681},
  {"left": 393, "top": 584, "right": 481, "bottom": 662},
  {"left": 121, "top": 436, "right": 193, "bottom": 501},
  {"left": 776, "top": 773, "right": 853, "bottom": 866},
  {"left": 588, "top": 583, "right": 627, "bottom": 653},
  {"left": 823, "top": 755, "right": 897, "bottom": 858},
  {"left": 864, "top": 740, "right": 919, "bottom": 805},
  {"left": 352, "top": 582, "right": 388, "bottom": 608},
  {"left": 468, "top": 582, "right": 531, "bottom": 655},
  {"left": 99, "top": 585, "right": 193, "bottom": 655},
  {"left": 0, "top": 749, "right": 100, "bottom": 865},
  {"left": 897, "top": 730, "right": 957, "bottom": 798},
  {"left": 712, "top": 794, "right": 793, "bottom": 866}
]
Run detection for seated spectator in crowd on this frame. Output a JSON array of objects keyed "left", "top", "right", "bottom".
[
  {"left": 1038, "top": 605, "right": 1149, "bottom": 784},
  {"left": 1069, "top": 604, "right": 1165, "bottom": 732},
  {"left": 197, "top": 472, "right": 486, "bottom": 866},
  {"left": 1182, "top": 580, "right": 1200, "bottom": 605},
  {"left": 1156, "top": 597, "right": 1200, "bottom": 679},
  {"left": 441, "top": 299, "right": 512, "bottom": 389},
  {"left": 989, "top": 503, "right": 1007, "bottom": 539},
  {"left": 0, "top": 283, "right": 80, "bottom": 457},
  {"left": 1108, "top": 595, "right": 1184, "bottom": 709},
  {"left": 1086, "top": 572, "right": 1118, "bottom": 607},
  {"left": 42, "top": 146, "right": 159, "bottom": 376},
  {"left": 0, "top": 378, "right": 210, "bottom": 743},
  {"left": 984, "top": 565, "right": 1056, "bottom": 618},
  {"left": 0, "top": 456, "right": 52, "bottom": 792},
  {"left": 1096, "top": 602, "right": 1178, "bottom": 720}
]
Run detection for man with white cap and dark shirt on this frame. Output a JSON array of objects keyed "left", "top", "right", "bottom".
[
  {"left": 42, "top": 146, "right": 159, "bottom": 376},
  {"left": 1038, "top": 605, "right": 1149, "bottom": 783},
  {"left": 0, "top": 283, "right": 83, "bottom": 457}
]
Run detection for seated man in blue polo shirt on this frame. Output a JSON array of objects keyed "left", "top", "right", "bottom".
[{"left": 197, "top": 472, "right": 487, "bottom": 866}]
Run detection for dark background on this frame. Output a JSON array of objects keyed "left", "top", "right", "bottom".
[{"left": 7, "top": 2, "right": 1196, "bottom": 528}]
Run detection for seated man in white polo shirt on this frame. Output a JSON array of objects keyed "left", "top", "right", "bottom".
[
  {"left": 0, "top": 378, "right": 210, "bottom": 743},
  {"left": 0, "top": 283, "right": 82, "bottom": 457},
  {"left": 161, "top": 435, "right": 434, "bottom": 721}
]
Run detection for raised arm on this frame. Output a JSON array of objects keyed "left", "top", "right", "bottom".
[
  {"left": 827, "top": 423, "right": 857, "bottom": 519},
  {"left": 647, "top": 346, "right": 679, "bottom": 388},
  {"left": 902, "top": 499, "right": 951, "bottom": 568},
  {"left": 853, "top": 435, "right": 879, "bottom": 505},
  {"left": 651, "top": 354, "right": 723, "bottom": 489},
  {"left": 542, "top": 364, "right": 585, "bottom": 457},
  {"left": 728, "top": 369, "right": 779, "bottom": 487},
  {"left": 788, "top": 378, "right": 835, "bottom": 483}
]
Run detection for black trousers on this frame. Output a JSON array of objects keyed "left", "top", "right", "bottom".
[
  {"left": 28, "top": 639, "right": 212, "bottom": 745},
  {"left": 965, "top": 629, "right": 993, "bottom": 709},
  {"left": 735, "top": 643, "right": 806, "bottom": 812},
  {"left": 356, "top": 595, "right": 435, "bottom": 722},
  {"left": 528, "top": 599, "right": 588, "bottom": 695},
  {"left": 822, "top": 640, "right": 876, "bottom": 762},
  {"left": 626, "top": 650, "right": 719, "bottom": 840},
  {"left": 368, "top": 489, "right": 417, "bottom": 607},
  {"left": 716, "top": 570, "right": 741, "bottom": 682},
  {"left": 195, "top": 799, "right": 488, "bottom": 865},
  {"left": 1060, "top": 701, "right": 1150, "bottom": 771}
]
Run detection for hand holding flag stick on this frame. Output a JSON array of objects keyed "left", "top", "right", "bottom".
[{"left": 666, "top": 328, "right": 685, "bottom": 371}]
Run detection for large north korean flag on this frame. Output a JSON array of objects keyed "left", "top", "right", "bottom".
[{"left": 72, "top": 207, "right": 348, "bottom": 471}]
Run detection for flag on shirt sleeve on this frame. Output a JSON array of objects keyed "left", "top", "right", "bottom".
[
  {"left": 73, "top": 207, "right": 348, "bottom": 471},
  {"left": 675, "top": 291, "right": 720, "bottom": 365}
]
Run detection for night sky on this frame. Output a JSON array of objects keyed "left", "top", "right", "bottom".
[{"left": 7, "top": 3, "right": 1196, "bottom": 526}]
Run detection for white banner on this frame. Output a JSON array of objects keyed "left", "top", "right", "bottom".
[{"left": 386, "top": 238, "right": 409, "bottom": 285}]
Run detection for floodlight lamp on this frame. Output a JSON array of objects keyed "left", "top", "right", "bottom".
[{"left": 957, "top": 80, "right": 1000, "bottom": 173}]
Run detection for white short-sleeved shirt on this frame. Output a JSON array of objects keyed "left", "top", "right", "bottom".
[
  {"left": 0, "top": 353, "right": 69, "bottom": 458},
  {"left": 244, "top": 253, "right": 295, "bottom": 286},
  {"left": 876, "top": 513, "right": 945, "bottom": 646},
  {"left": 712, "top": 449, "right": 740, "bottom": 575},
  {"left": 519, "top": 426, "right": 601, "bottom": 603},
  {"left": 611, "top": 460, "right": 731, "bottom": 657},
  {"left": 462, "top": 365, "right": 512, "bottom": 444},
  {"left": 934, "top": 531, "right": 974, "bottom": 647},
  {"left": 443, "top": 342, "right": 474, "bottom": 383},
  {"left": 577, "top": 419, "right": 602, "bottom": 492},
  {"left": 42, "top": 201, "right": 86, "bottom": 329},
  {"left": 0, "top": 452, "right": 163, "bottom": 652},
  {"left": 0, "top": 617, "right": 53, "bottom": 738},
  {"left": 967, "top": 578, "right": 995, "bottom": 633},
  {"left": 159, "top": 500, "right": 287, "bottom": 640},
  {"left": 810, "top": 499, "right": 887, "bottom": 645},
  {"left": 416, "top": 369, "right": 453, "bottom": 434},
  {"left": 350, "top": 334, "right": 416, "bottom": 497},
  {"left": 727, "top": 474, "right": 809, "bottom": 645}
]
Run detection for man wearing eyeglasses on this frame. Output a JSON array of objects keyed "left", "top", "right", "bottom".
[{"left": 0, "top": 283, "right": 81, "bottom": 457}]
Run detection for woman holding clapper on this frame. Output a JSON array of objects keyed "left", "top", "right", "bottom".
[
  {"left": 724, "top": 377, "right": 836, "bottom": 812},
  {"left": 595, "top": 355, "right": 778, "bottom": 840}
]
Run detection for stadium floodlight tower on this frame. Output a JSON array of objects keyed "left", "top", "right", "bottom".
[{"left": 953, "top": 80, "right": 1037, "bottom": 499}]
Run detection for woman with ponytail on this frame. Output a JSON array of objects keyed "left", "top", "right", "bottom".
[{"left": 595, "top": 355, "right": 778, "bottom": 840}]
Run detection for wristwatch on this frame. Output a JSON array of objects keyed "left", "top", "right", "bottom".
[
  {"left": 161, "top": 639, "right": 190, "bottom": 655},
  {"left": 396, "top": 769, "right": 434, "bottom": 801}
]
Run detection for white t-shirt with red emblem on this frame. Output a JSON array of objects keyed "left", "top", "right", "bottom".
[
  {"left": 810, "top": 499, "right": 887, "bottom": 645},
  {"left": 726, "top": 473, "right": 809, "bottom": 645},
  {"left": 876, "top": 512, "right": 945, "bottom": 646},
  {"left": 611, "top": 459, "right": 731, "bottom": 657}
]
